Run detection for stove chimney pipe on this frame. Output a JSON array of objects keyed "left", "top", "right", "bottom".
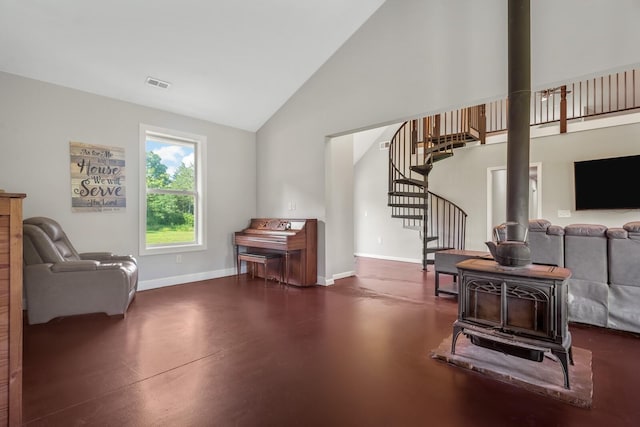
[
  {"left": 485, "top": 0, "right": 533, "bottom": 267},
  {"left": 506, "top": 0, "right": 531, "bottom": 245}
]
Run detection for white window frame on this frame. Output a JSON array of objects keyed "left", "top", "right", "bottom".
[{"left": 139, "top": 123, "right": 207, "bottom": 255}]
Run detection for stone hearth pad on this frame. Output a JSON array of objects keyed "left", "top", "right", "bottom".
[{"left": 431, "top": 334, "right": 593, "bottom": 408}]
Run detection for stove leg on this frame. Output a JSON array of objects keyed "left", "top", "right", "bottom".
[
  {"left": 451, "top": 324, "right": 463, "bottom": 355},
  {"left": 552, "top": 349, "right": 571, "bottom": 390}
]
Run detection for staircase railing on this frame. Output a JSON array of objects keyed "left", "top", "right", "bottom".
[
  {"left": 425, "top": 190, "right": 467, "bottom": 252},
  {"left": 388, "top": 114, "right": 472, "bottom": 266}
]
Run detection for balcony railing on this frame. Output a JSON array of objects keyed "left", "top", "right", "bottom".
[{"left": 485, "top": 68, "right": 640, "bottom": 134}]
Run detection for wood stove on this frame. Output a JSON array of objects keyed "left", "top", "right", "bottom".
[{"left": 452, "top": 259, "right": 573, "bottom": 388}]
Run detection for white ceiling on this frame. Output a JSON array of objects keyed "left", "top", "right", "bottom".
[{"left": 0, "top": 0, "right": 385, "bottom": 131}]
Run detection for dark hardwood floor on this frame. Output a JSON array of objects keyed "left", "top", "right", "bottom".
[{"left": 23, "top": 257, "right": 640, "bottom": 426}]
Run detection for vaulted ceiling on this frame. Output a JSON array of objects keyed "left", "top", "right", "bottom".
[{"left": 0, "top": 0, "right": 386, "bottom": 131}]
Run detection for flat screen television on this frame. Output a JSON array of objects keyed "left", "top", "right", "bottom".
[{"left": 574, "top": 154, "right": 640, "bottom": 210}]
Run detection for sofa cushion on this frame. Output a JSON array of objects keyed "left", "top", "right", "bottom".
[
  {"left": 567, "top": 279, "right": 608, "bottom": 327},
  {"left": 623, "top": 221, "right": 640, "bottom": 233},
  {"left": 564, "top": 225, "right": 608, "bottom": 283},
  {"left": 564, "top": 224, "right": 607, "bottom": 237},
  {"left": 547, "top": 225, "right": 565, "bottom": 236},
  {"left": 606, "top": 228, "right": 628, "bottom": 239},
  {"left": 529, "top": 219, "right": 551, "bottom": 232},
  {"left": 608, "top": 233, "right": 640, "bottom": 287},
  {"left": 608, "top": 284, "right": 640, "bottom": 333},
  {"left": 529, "top": 222, "right": 564, "bottom": 267}
]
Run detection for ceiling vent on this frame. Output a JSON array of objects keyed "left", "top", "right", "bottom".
[{"left": 145, "top": 76, "right": 171, "bottom": 89}]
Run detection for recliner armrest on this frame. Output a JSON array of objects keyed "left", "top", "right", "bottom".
[
  {"left": 96, "top": 262, "right": 124, "bottom": 270},
  {"left": 50, "top": 260, "right": 100, "bottom": 272},
  {"left": 80, "top": 251, "right": 114, "bottom": 259},
  {"left": 80, "top": 252, "right": 137, "bottom": 264}
]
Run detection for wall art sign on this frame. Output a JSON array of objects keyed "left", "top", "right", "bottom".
[{"left": 70, "top": 141, "right": 126, "bottom": 212}]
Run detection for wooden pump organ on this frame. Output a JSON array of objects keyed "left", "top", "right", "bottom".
[{"left": 234, "top": 218, "right": 317, "bottom": 286}]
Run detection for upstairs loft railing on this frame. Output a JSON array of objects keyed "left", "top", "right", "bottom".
[{"left": 485, "top": 68, "right": 640, "bottom": 133}]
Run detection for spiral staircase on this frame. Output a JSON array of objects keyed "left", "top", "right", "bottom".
[{"left": 388, "top": 106, "right": 486, "bottom": 269}]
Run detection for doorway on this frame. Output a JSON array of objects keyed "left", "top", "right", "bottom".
[{"left": 486, "top": 163, "right": 542, "bottom": 241}]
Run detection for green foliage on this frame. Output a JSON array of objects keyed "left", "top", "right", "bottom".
[
  {"left": 171, "top": 163, "right": 195, "bottom": 190},
  {"left": 146, "top": 151, "right": 171, "bottom": 189},
  {"left": 146, "top": 151, "right": 196, "bottom": 241}
]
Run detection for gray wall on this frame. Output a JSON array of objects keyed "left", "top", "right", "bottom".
[
  {"left": 354, "top": 140, "right": 421, "bottom": 263},
  {"left": 0, "top": 72, "right": 256, "bottom": 288},
  {"left": 257, "top": 0, "right": 640, "bottom": 280}
]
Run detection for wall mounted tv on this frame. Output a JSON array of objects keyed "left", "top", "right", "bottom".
[{"left": 574, "top": 154, "right": 640, "bottom": 210}]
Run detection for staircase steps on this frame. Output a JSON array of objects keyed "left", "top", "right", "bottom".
[
  {"left": 409, "top": 155, "right": 454, "bottom": 177},
  {"left": 425, "top": 246, "right": 454, "bottom": 254},
  {"left": 393, "top": 178, "right": 425, "bottom": 188},
  {"left": 419, "top": 141, "right": 466, "bottom": 155},
  {"left": 388, "top": 191, "right": 428, "bottom": 198},
  {"left": 415, "top": 132, "right": 477, "bottom": 147},
  {"left": 409, "top": 163, "right": 433, "bottom": 176},
  {"left": 431, "top": 152, "right": 454, "bottom": 162},
  {"left": 392, "top": 214, "right": 423, "bottom": 220},
  {"left": 388, "top": 202, "right": 427, "bottom": 208}
]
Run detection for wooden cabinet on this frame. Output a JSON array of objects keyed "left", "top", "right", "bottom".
[{"left": 0, "top": 192, "right": 25, "bottom": 426}]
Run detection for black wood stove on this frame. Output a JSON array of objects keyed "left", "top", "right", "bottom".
[
  {"left": 452, "top": 259, "right": 573, "bottom": 388},
  {"left": 448, "top": 0, "right": 575, "bottom": 391}
]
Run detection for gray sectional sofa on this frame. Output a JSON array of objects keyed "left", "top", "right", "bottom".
[{"left": 526, "top": 219, "right": 640, "bottom": 334}]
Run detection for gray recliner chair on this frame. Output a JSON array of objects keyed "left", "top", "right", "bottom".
[{"left": 23, "top": 217, "right": 138, "bottom": 324}]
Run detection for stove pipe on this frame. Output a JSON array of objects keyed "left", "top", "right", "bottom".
[{"left": 505, "top": 0, "right": 531, "bottom": 248}]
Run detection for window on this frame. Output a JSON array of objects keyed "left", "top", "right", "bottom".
[{"left": 139, "top": 124, "right": 206, "bottom": 254}]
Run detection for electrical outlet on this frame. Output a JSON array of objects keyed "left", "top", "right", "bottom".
[
  {"left": 557, "top": 210, "right": 571, "bottom": 218},
  {"left": 176, "top": 254, "right": 182, "bottom": 263},
  {"left": 377, "top": 236, "right": 383, "bottom": 244}
]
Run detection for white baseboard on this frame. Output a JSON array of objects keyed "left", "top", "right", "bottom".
[
  {"left": 333, "top": 270, "right": 355, "bottom": 280},
  {"left": 354, "top": 253, "right": 421, "bottom": 264},
  {"left": 138, "top": 267, "right": 238, "bottom": 291},
  {"left": 317, "top": 276, "right": 333, "bottom": 286},
  {"left": 318, "top": 270, "right": 356, "bottom": 286}
]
